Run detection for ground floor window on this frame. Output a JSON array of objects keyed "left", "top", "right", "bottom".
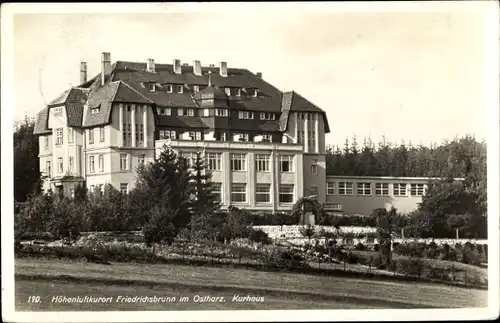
[
  {"left": 279, "top": 184, "right": 294, "bottom": 203},
  {"left": 231, "top": 183, "right": 247, "bottom": 203},
  {"left": 256, "top": 183, "right": 271, "bottom": 203}
]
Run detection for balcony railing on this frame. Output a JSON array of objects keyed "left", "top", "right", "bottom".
[{"left": 155, "top": 139, "right": 304, "bottom": 152}]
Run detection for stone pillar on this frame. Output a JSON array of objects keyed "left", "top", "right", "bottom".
[
  {"left": 304, "top": 114, "right": 309, "bottom": 153},
  {"left": 248, "top": 152, "right": 256, "bottom": 207},
  {"left": 314, "top": 113, "right": 319, "bottom": 153},
  {"left": 294, "top": 113, "right": 299, "bottom": 144},
  {"left": 143, "top": 105, "right": 148, "bottom": 148},
  {"left": 119, "top": 104, "right": 124, "bottom": 147},
  {"left": 270, "top": 150, "right": 276, "bottom": 212},
  {"left": 131, "top": 105, "right": 136, "bottom": 147}
]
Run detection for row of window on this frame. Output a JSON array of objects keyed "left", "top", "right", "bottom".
[
  {"left": 158, "top": 130, "right": 273, "bottom": 143},
  {"left": 212, "top": 183, "right": 295, "bottom": 204},
  {"left": 45, "top": 157, "right": 75, "bottom": 176},
  {"left": 88, "top": 183, "right": 129, "bottom": 195},
  {"left": 155, "top": 107, "right": 275, "bottom": 120},
  {"left": 179, "top": 152, "right": 295, "bottom": 172},
  {"left": 87, "top": 154, "right": 146, "bottom": 173},
  {"left": 146, "top": 83, "right": 259, "bottom": 98},
  {"left": 326, "top": 182, "right": 427, "bottom": 197}
]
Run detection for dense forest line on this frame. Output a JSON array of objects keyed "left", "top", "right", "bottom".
[{"left": 325, "top": 134, "right": 486, "bottom": 179}]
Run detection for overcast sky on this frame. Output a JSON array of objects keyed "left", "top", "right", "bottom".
[{"left": 10, "top": 2, "right": 494, "bottom": 147}]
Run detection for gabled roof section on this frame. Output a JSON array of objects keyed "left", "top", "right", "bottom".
[
  {"left": 33, "top": 107, "right": 51, "bottom": 135},
  {"left": 280, "top": 91, "right": 330, "bottom": 133},
  {"left": 82, "top": 80, "right": 155, "bottom": 128},
  {"left": 48, "top": 89, "right": 71, "bottom": 106}
]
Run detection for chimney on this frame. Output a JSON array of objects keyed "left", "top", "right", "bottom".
[
  {"left": 256, "top": 72, "right": 262, "bottom": 78},
  {"left": 173, "top": 59, "right": 181, "bottom": 74},
  {"left": 147, "top": 58, "right": 155, "bottom": 73},
  {"left": 80, "top": 62, "right": 87, "bottom": 84},
  {"left": 219, "top": 61, "right": 227, "bottom": 77},
  {"left": 193, "top": 60, "right": 202, "bottom": 76},
  {"left": 101, "top": 52, "right": 111, "bottom": 86}
]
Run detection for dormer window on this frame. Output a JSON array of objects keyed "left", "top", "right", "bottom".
[
  {"left": 236, "top": 88, "right": 242, "bottom": 96},
  {"left": 193, "top": 85, "right": 200, "bottom": 93},
  {"left": 166, "top": 84, "right": 173, "bottom": 93},
  {"left": 148, "top": 83, "right": 156, "bottom": 92},
  {"left": 238, "top": 111, "right": 254, "bottom": 120},
  {"left": 251, "top": 89, "right": 258, "bottom": 97},
  {"left": 260, "top": 112, "right": 275, "bottom": 120},
  {"left": 225, "top": 88, "right": 231, "bottom": 96},
  {"left": 91, "top": 107, "right": 100, "bottom": 114},
  {"left": 176, "top": 85, "right": 184, "bottom": 93}
]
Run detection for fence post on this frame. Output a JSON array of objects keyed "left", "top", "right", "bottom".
[{"left": 343, "top": 258, "right": 346, "bottom": 271}]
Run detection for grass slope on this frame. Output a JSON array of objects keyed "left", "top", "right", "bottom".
[{"left": 15, "top": 258, "right": 487, "bottom": 311}]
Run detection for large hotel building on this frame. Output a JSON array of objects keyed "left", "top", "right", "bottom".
[{"left": 34, "top": 52, "right": 431, "bottom": 216}]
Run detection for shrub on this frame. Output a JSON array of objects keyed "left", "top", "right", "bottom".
[
  {"left": 248, "top": 229, "right": 271, "bottom": 244},
  {"left": 354, "top": 242, "right": 366, "bottom": 251},
  {"left": 265, "top": 248, "right": 310, "bottom": 269}
]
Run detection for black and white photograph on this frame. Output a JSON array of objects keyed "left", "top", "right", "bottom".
[{"left": 2, "top": 2, "right": 499, "bottom": 322}]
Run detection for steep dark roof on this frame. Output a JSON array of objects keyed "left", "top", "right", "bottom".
[
  {"left": 281, "top": 91, "right": 331, "bottom": 133},
  {"left": 34, "top": 107, "right": 51, "bottom": 135},
  {"left": 65, "top": 88, "right": 89, "bottom": 127},
  {"left": 82, "top": 81, "right": 154, "bottom": 127},
  {"left": 157, "top": 116, "right": 209, "bottom": 129}
]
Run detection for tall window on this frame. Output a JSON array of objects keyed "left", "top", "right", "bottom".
[
  {"left": 56, "top": 128, "right": 63, "bottom": 145},
  {"left": 220, "top": 132, "right": 228, "bottom": 141},
  {"left": 89, "top": 156, "right": 95, "bottom": 173},
  {"left": 178, "top": 108, "right": 185, "bottom": 116},
  {"left": 135, "top": 123, "right": 139, "bottom": 142},
  {"left": 393, "top": 183, "right": 407, "bottom": 196},
  {"left": 58, "top": 157, "right": 63, "bottom": 173},
  {"left": 69, "top": 157, "right": 74, "bottom": 173},
  {"left": 279, "top": 155, "right": 294, "bottom": 172},
  {"left": 98, "top": 155, "right": 104, "bottom": 172},
  {"left": 120, "top": 154, "right": 128, "bottom": 170},
  {"left": 139, "top": 154, "right": 146, "bottom": 165},
  {"left": 139, "top": 124, "right": 144, "bottom": 142},
  {"left": 231, "top": 183, "right": 247, "bottom": 203},
  {"left": 120, "top": 183, "right": 129, "bottom": 194},
  {"left": 311, "top": 132, "right": 316, "bottom": 149},
  {"left": 176, "top": 85, "right": 184, "bottom": 93},
  {"left": 88, "top": 128, "right": 94, "bottom": 144},
  {"left": 298, "top": 131, "right": 304, "bottom": 144},
  {"left": 261, "top": 134, "right": 272, "bottom": 142},
  {"left": 231, "top": 153, "right": 246, "bottom": 171},
  {"left": 100, "top": 126, "right": 105, "bottom": 142},
  {"left": 279, "top": 184, "right": 294, "bottom": 203},
  {"left": 225, "top": 87, "right": 231, "bottom": 96},
  {"left": 310, "top": 186, "right": 318, "bottom": 196},
  {"left": 338, "top": 182, "right": 353, "bottom": 195},
  {"left": 410, "top": 184, "right": 425, "bottom": 196},
  {"left": 212, "top": 183, "right": 222, "bottom": 203},
  {"left": 193, "top": 85, "right": 200, "bottom": 93},
  {"left": 46, "top": 161, "right": 51, "bottom": 177},
  {"left": 255, "top": 154, "right": 270, "bottom": 172},
  {"left": 206, "top": 153, "right": 222, "bottom": 171},
  {"left": 357, "top": 182, "right": 372, "bottom": 196},
  {"left": 375, "top": 183, "right": 389, "bottom": 196},
  {"left": 311, "top": 159, "right": 318, "bottom": 175},
  {"left": 166, "top": 84, "right": 173, "bottom": 93},
  {"left": 148, "top": 83, "right": 155, "bottom": 92},
  {"left": 188, "top": 109, "right": 194, "bottom": 117},
  {"left": 325, "top": 182, "right": 335, "bottom": 195},
  {"left": 44, "top": 136, "right": 49, "bottom": 149},
  {"left": 256, "top": 184, "right": 271, "bottom": 203},
  {"left": 68, "top": 128, "right": 74, "bottom": 144},
  {"left": 122, "top": 123, "right": 127, "bottom": 142}
]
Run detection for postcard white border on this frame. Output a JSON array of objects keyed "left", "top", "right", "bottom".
[{"left": 2, "top": 2, "right": 499, "bottom": 322}]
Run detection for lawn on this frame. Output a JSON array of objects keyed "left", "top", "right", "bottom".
[{"left": 15, "top": 258, "right": 487, "bottom": 311}]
